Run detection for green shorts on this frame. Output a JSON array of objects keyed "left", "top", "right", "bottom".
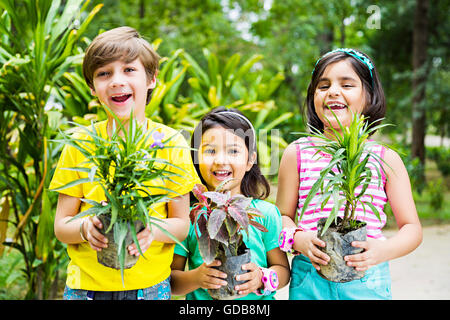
[{"left": 289, "top": 255, "right": 392, "bottom": 300}]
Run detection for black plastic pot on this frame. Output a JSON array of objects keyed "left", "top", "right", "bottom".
[
  {"left": 208, "top": 249, "right": 252, "bottom": 300},
  {"left": 96, "top": 214, "right": 144, "bottom": 270},
  {"left": 317, "top": 217, "right": 367, "bottom": 283}
]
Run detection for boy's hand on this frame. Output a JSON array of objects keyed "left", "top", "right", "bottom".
[
  {"left": 234, "top": 262, "right": 262, "bottom": 296},
  {"left": 195, "top": 260, "right": 228, "bottom": 290},
  {"left": 83, "top": 216, "right": 108, "bottom": 251},
  {"left": 128, "top": 224, "right": 154, "bottom": 256},
  {"left": 294, "top": 230, "right": 330, "bottom": 270}
]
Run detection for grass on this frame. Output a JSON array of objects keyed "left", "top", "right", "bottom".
[{"left": 0, "top": 250, "right": 27, "bottom": 300}]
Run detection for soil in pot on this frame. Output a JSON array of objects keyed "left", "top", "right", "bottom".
[
  {"left": 208, "top": 248, "right": 252, "bottom": 300},
  {"left": 317, "top": 217, "right": 367, "bottom": 283},
  {"left": 96, "top": 214, "right": 145, "bottom": 270}
]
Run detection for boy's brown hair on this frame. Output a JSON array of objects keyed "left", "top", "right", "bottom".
[{"left": 83, "top": 26, "right": 160, "bottom": 104}]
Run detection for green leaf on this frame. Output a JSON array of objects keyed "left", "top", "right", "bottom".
[
  {"left": 50, "top": 177, "right": 96, "bottom": 192},
  {"left": 364, "top": 201, "right": 382, "bottom": 222},
  {"left": 129, "top": 221, "right": 145, "bottom": 259},
  {"left": 113, "top": 221, "right": 128, "bottom": 287}
]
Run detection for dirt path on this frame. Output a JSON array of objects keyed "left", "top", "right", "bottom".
[{"left": 275, "top": 224, "right": 450, "bottom": 300}]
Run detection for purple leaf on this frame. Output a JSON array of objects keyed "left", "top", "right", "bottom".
[
  {"left": 207, "top": 208, "right": 226, "bottom": 239},
  {"left": 192, "top": 184, "right": 208, "bottom": 204},
  {"left": 249, "top": 220, "right": 268, "bottom": 233},
  {"left": 228, "top": 205, "right": 249, "bottom": 230},
  {"left": 198, "top": 232, "right": 218, "bottom": 264},
  {"left": 214, "top": 223, "right": 230, "bottom": 245},
  {"left": 203, "top": 191, "right": 230, "bottom": 206},
  {"left": 228, "top": 194, "right": 252, "bottom": 210}
]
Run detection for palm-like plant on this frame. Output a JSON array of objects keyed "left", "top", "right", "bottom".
[
  {"left": 51, "top": 108, "right": 188, "bottom": 285},
  {"left": 299, "top": 109, "right": 391, "bottom": 235},
  {"left": 182, "top": 49, "right": 292, "bottom": 173},
  {"left": 0, "top": 0, "right": 101, "bottom": 299}
]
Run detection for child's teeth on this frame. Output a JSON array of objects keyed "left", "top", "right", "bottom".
[
  {"left": 215, "top": 171, "right": 230, "bottom": 176},
  {"left": 112, "top": 94, "right": 131, "bottom": 102}
]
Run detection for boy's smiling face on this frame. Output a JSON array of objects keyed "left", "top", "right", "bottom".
[{"left": 91, "top": 58, "right": 155, "bottom": 123}]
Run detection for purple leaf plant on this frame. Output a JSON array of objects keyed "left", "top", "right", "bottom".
[{"left": 190, "top": 179, "right": 268, "bottom": 264}]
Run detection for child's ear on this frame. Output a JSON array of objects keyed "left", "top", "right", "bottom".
[
  {"left": 147, "top": 74, "right": 157, "bottom": 90},
  {"left": 246, "top": 151, "right": 257, "bottom": 171},
  {"left": 90, "top": 86, "right": 96, "bottom": 96}
]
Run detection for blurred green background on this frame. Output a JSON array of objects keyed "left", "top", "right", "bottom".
[{"left": 0, "top": 0, "right": 448, "bottom": 299}]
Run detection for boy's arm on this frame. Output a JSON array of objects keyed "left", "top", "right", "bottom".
[
  {"left": 152, "top": 192, "right": 190, "bottom": 243},
  {"left": 54, "top": 193, "right": 83, "bottom": 244},
  {"left": 54, "top": 193, "right": 108, "bottom": 250}
]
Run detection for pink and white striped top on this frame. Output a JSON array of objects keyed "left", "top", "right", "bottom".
[{"left": 295, "top": 137, "right": 388, "bottom": 240}]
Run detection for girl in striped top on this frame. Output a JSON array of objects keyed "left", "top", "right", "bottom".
[{"left": 276, "top": 49, "right": 422, "bottom": 300}]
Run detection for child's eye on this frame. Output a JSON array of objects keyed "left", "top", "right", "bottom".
[
  {"left": 203, "top": 149, "right": 215, "bottom": 155},
  {"left": 125, "top": 67, "right": 136, "bottom": 73},
  {"left": 343, "top": 84, "right": 354, "bottom": 88},
  {"left": 228, "top": 148, "right": 240, "bottom": 155},
  {"left": 96, "top": 71, "right": 109, "bottom": 77},
  {"left": 317, "top": 84, "right": 329, "bottom": 90}
]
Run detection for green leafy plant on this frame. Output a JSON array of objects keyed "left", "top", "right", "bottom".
[
  {"left": 51, "top": 107, "right": 188, "bottom": 284},
  {"left": 181, "top": 49, "right": 292, "bottom": 172},
  {"left": 299, "top": 110, "right": 391, "bottom": 235},
  {"left": 189, "top": 179, "right": 267, "bottom": 264},
  {"left": 0, "top": 0, "right": 101, "bottom": 299}
]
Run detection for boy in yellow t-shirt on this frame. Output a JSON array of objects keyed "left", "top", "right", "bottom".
[{"left": 50, "top": 26, "right": 201, "bottom": 300}]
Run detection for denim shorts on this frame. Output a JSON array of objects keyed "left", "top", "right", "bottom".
[
  {"left": 63, "top": 276, "right": 171, "bottom": 300},
  {"left": 289, "top": 255, "right": 392, "bottom": 300}
]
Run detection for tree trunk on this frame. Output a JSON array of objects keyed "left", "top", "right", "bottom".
[
  {"left": 411, "top": 0, "right": 429, "bottom": 170},
  {"left": 139, "top": 0, "right": 145, "bottom": 19}
]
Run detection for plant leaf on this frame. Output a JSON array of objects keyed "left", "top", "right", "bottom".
[
  {"left": 227, "top": 205, "right": 249, "bottom": 230},
  {"left": 207, "top": 208, "right": 226, "bottom": 239}
]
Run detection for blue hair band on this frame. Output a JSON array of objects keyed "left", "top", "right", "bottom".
[{"left": 312, "top": 48, "right": 374, "bottom": 82}]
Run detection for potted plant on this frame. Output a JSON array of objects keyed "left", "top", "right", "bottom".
[
  {"left": 51, "top": 109, "right": 186, "bottom": 285},
  {"left": 190, "top": 179, "right": 268, "bottom": 299},
  {"left": 299, "top": 110, "right": 390, "bottom": 282}
]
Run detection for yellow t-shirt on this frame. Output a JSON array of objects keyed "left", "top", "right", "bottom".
[{"left": 49, "top": 119, "right": 201, "bottom": 291}]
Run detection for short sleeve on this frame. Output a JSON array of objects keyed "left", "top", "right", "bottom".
[
  {"left": 49, "top": 132, "right": 86, "bottom": 198},
  {"left": 159, "top": 131, "right": 201, "bottom": 198},
  {"left": 262, "top": 203, "right": 282, "bottom": 252}
]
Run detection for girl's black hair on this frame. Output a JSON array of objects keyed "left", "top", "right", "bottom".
[
  {"left": 304, "top": 50, "right": 386, "bottom": 135},
  {"left": 191, "top": 107, "right": 270, "bottom": 200}
]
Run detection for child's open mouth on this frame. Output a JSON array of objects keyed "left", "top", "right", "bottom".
[
  {"left": 111, "top": 94, "right": 132, "bottom": 103},
  {"left": 326, "top": 103, "right": 347, "bottom": 110},
  {"left": 213, "top": 170, "right": 232, "bottom": 180}
]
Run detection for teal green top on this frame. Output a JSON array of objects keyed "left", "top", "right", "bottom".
[{"left": 174, "top": 199, "right": 282, "bottom": 300}]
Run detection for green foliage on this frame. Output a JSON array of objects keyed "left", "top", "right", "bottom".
[
  {"left": 427, "top": 178, "right": 445, "bottom": 212},
  {"left": 427, "top": 146, "right": 450, "bottom": 177},
  {"left": 52, "top": 109, "right": 187, "bottom": 285},
  {"left": 190, "top": 180, "right": 267, "bottom": 264},
  {"left": 181, "top": 49, "right": 292, "bottom": 174},
  {"left": 0, "top": 0, "right": 101, "bottom": 299},
  {"left": 299, "top": 111, "right": 391, "bottom": 235}
]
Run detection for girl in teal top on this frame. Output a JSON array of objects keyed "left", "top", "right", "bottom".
[{"left": 170, "top": 107, "right": 290, "bottom": 300}]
